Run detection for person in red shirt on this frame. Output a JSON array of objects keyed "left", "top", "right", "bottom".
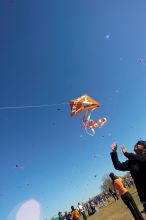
[{"left": 109, "top": 172, "right": 144, "bottom": 220}]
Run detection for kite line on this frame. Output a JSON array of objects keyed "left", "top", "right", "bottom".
[{"left": 0, "top": 102, "right": 69, "bottom": 110}]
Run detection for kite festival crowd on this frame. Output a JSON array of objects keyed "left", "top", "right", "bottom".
[{"left": 50, "top": 140, "right": 146, "bottom": 220}]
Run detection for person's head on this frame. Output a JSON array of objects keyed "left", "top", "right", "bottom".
[
  {"left": 71, "top": 206, "right": 74, "bottom": 211},
  {"left": 134, "top": 140, "right": 146, "bottom": 154},
  {"left": 58, "top": 212, "right": 62, "bottom": 217},
  {"left": 109, "top": 172, "right": 118, "bottom": 181}
]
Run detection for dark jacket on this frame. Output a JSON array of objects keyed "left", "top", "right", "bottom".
[{"left": 110, "top": 151, "right": 146, "bottom": 202}]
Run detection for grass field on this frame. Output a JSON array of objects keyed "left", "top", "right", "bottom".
[{"left": 86, "top": 187, "right": 145, "bottom": 220}]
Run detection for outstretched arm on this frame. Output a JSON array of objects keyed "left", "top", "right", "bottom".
[
  {"left": 110, "top": 143, "right": 130, "bottom": 171},
  {"left": 110, "top": 152, "right": 130, "bottom": 171}
]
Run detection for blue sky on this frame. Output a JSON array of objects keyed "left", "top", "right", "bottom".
[{"left": 0, "top": 0, "right": 146, "bottom": 219}]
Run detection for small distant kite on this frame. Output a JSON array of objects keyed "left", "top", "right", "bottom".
[
  {"left": 93, "top": 153, "right": 103, "bottom": 158},
  {"left": 94, "top": 175, "right": 97, "bottom": 178},
  {"left": 70, "top": 94, "right": 107, "bottom": 136},
  {"left": 16, "top": 164, "right": 24, "bottom": 168},
  {"left": 139, "top": 58, "right": 146, "bottom": 67}
]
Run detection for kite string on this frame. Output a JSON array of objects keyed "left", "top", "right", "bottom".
[{"left": 0, "top": 102, "right": 69, "bottom": 110}]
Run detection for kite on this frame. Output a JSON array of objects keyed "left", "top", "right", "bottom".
[
  {"left": 70, "top": 94, "right": 107, "bottom": 136},
  {"left": 139, "top": 58, "right": 146, "bottom": 67},
  {"left": 16, "top": 164, "right": 24, "bottom": 168},
  {"left": 70, "top": 94, "right": 100, "bottom": 116}
]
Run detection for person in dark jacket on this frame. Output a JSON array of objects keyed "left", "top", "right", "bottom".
[{"left": 110, "top": 140, "right": 146, "bottom": 214}]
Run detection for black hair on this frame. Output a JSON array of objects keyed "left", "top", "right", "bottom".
[
  {"left": 109, "top": 172, "right": 118, "bottom": 181},
  {"left": 71, "top": 206, "right": 74, "bottom": 210},
  {"left": 136, "top": 140, "right": 146, "bottom": 149}
]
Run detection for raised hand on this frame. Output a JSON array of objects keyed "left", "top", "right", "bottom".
[
  {"left": 111, "top": 142, "right": 117, "bottom": 152},
  {"left": 121, "top": 144, "right": 128, "bottom": 154}
]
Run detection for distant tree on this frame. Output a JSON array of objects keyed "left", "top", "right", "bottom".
[{"left": 100, "top": 174, "right": 112, "bottom": 191}]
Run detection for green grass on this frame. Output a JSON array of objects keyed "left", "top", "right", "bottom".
[{"left": 85, "top": 188, "right": 145, "bottom": 220}]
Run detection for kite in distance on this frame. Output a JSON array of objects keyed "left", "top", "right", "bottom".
[
  {"left": 139, "top": 58, "right": 146, "bottom": 68},
  {"left": 16, "top": 164, "right": 24, "bottom": 168},
  {"left": 70, "top": 94, "right": 107, "bottom": 136}
]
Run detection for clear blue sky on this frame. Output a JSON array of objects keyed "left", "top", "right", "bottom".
[{"left": 0, "top": 0, "right": 146, "bottom": 219}]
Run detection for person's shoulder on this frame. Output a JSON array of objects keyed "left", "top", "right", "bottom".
[{"left": 110, "top": 151, "right": 118, "bottom": 156}]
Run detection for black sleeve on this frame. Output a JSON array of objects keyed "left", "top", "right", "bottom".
[
  {"left": 110, "top": 152, "right": 130, "bottom": 171},
  {"left": 124, "top": 152, "right": 146, "bottom": 162}
]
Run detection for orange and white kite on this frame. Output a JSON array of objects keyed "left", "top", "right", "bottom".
[
  {"left": 70, "top": 94, "right": 100, "bottom": 116},
  {"left": 70, "top": 94, "right": 107, "bottom": 136}
]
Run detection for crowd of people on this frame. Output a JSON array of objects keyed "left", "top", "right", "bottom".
[
  {"left": 53, "top": 140, "right": 146, "bottom": 220},
  {"left": 57, "top": 201, "right": 96, "bottom": 220},
  {"left": 55, "top": 174, "right": 136, "bottom": 220}
]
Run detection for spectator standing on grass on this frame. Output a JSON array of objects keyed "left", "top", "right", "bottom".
[
  {"left": 86, "top": 203, "right": 92, "bottom": 216},
  {"left": 71, "top": 206, "right": 80, "bottom": 220},
  {"left": 64, "top": 212, "right": 72, "bottom": 220},
  {"left": 108, "top": 187, "right": 119, "bottom": 201},
  {"left": 77, "top": 203, "right": 87, "bottom": 220},
  {"left": 98, "top": 194, "right": 105, "bottom": 207},
  {"left": 109, "top": 172, "right": 144, "bottom": 220},
  {"left": 90, "top": 201, "right": 96, "bottom": 214},
  {"left": 110, "top": 141, "right": 146, "bottom": 215},
  {"left": 58, "top": 212, "right": 65, "bottom": 220}
]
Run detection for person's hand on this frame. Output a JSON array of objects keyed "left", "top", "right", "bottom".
[
  {"left": 111, "top": 142, "right": 117, "bottom": 152},
  {"left": 121, "top": 144, "right": 128, "bottom": 154}
]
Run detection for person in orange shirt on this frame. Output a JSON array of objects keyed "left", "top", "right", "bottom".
[
  {"left": 109, "top": 172, "right": 144, "bottom": 220},
  {"left": 71, "top": 206, "right": 80, "bottom": 220}
]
